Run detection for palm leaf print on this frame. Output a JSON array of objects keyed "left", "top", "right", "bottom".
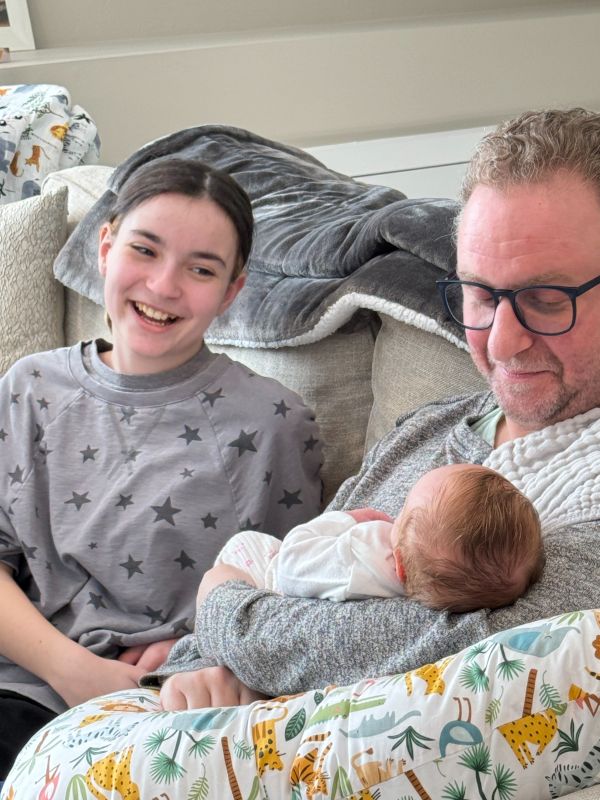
[
  {"left": 286, "top": 708, "right": 306, "bottom": 741},
  {"left": 188, "top": 735, "right": 216, "bottom": 758},
  {"left": 188, "top": 771, "right": 209, "bottom": 800},
  {"left": 232, "top": 735, "right": 253, "bottom": 760},
  {"left": 459, "top": 663, "right": 490, "bottom": 692},
  {"left": 150, "top": 751, "right": 186, "bottom": 783}
]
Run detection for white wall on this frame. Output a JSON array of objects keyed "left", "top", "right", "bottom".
[{"left": 1, "top": 1, "right": 599, "bottom": 165}]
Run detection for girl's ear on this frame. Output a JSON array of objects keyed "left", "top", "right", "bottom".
[
  {"left": 217, "top": 272, "right": 246, "bottom": 316},
  {"left": 98, "top": 223, "right": 114, "bottom": 277}
]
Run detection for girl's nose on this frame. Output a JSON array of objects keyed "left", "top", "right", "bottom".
[{"left": 146, "top": 264, "right": 181, "bottom": 298}]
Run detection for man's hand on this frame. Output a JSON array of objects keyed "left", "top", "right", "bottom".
[
  {"left": 197, "top": 564, "right": 255, "bottom": 605},
  {"left": 160, "top": 665, "right": 266, "bottom": 710},
  {"left": 118, "top": 638, "right": 179, "bottom": 670},
  {"left": 347, "top": 507, "right": 394, "bottom": 524}
]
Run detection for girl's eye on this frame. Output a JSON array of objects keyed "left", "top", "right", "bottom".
[
  {"left": 131, "top": 244, "right": 155, "bottom": 257},
  {"left": 192, "top": 266, "right": 215, "bottom": 277}
]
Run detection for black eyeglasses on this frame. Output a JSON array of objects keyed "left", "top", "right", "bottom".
[{"left": 436, "top": 273, "right": 600, "bottom": 336}]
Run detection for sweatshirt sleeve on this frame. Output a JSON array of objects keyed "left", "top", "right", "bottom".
[
  {"left": 181, "top": 523, "right": 600, "bottom": 696},
  {"left": 0, "top": 359, "right": 39, "bottom": 571},
  {"left": 140, "top": 632, "right": 219, "bottom": 687}
]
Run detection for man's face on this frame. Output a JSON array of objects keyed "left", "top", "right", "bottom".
[{"left": 457, "top": 171, "right": 600, "bottom": 440}]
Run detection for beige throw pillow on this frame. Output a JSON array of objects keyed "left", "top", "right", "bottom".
[
  {"left": 42, "top": 165, "right": 114, "bottom": 233},
  {"left": 42, "top": 166, "right": 114, "bottom": 346},
  {"left": 0, "top": 187, "right": 68, "bottom": 375}
]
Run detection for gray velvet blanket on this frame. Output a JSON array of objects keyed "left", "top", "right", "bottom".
[{"left": 54, "top": 125, "right": 466, "bottom": 349}]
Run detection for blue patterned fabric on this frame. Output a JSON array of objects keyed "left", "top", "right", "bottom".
[{"left": 0, "top": 83, "right": 99, "bottom": 203}]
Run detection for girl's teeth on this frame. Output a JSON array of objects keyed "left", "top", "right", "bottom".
[{"left": 135, "top": 302, "right": 175, "bottom": 322}]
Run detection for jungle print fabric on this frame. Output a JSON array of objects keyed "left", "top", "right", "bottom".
[{"left": 4, "top": 609, "right": 600, "bottom": 799}]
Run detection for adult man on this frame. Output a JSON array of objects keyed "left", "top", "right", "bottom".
[{"left": 150, "top": 107, "right": 600, "bottom": 708}]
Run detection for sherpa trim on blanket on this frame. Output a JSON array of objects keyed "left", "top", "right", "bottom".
[
  {"left": 54, "top": 125, "right": 467, "bottom": 349},
  {"left": 0, "top": 84, "right": 100, "bottom": 204}
]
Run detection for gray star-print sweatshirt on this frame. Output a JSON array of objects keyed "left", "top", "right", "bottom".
[
  {"left": 146, "top": 392, "right": 600, "bottom": 695},
  {"left": 0, "top": 341, "right": 322, "bottom": 712}
]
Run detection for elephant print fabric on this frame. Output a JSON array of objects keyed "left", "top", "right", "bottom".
[{"left": 3, "top": 609, "right": 600, "bottom": 799}]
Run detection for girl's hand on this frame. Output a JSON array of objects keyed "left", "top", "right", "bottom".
[
  {"left": 52, "top": 650, "right": 145, "bottom": 708},
  {"left": 347, "top": 507, "right": 394, "bottom": 524},
  {"left": 118, "top": 638, "right": 179, "bottom": 670}
]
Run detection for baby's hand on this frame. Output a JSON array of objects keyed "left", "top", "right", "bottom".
[
  {"left": 347, "top": 507, "right": 394, "bottom": 524},
  {"left": 197, "top": 564, "right": 256, "bottom": 605}
]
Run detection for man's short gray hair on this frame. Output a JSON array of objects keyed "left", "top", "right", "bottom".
[{"left": 460, "top": 107, "right": 600, "bottom": 206}]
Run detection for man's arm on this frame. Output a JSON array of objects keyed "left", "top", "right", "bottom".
[{"left": 187, "top": 524, "right": 598, "bottom": 695}]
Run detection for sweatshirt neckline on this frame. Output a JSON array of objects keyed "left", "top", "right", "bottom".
[{"left": 68, "top": 339, "right": 228, "bottom": 406}]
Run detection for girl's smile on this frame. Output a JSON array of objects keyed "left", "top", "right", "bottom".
[{"left": 132, "top": 301, "right": 179, "bottom": 325}]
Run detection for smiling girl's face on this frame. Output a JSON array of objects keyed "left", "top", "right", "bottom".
[{"left": 98, "top": 192, "right": 246, "bottom": 375}]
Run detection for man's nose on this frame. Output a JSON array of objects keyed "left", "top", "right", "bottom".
[{"left": 486, "top": 296, "right": 535, "bottom": 362}]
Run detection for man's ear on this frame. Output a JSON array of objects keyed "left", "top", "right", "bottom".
[
  {"left": 98, "top": 223, "right": 114, "bottom": 277},
  {"left": 218, "top": 272, "right": 246, "bottom": 316}
]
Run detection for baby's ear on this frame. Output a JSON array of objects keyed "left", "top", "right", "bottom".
[
  {"left": 98, "top": 223, "right": 114, "bottom": 277},
  {"left": 393, "top": 548, "right": 406, "bottom": 583}
]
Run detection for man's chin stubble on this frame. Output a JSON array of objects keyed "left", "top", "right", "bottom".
[{"left": 493, "top": 380, "right": 576, "bottom": 428}]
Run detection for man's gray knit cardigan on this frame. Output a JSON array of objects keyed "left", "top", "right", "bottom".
[{"left": 145, "top": 392, "right": 600, "bottom": 695}]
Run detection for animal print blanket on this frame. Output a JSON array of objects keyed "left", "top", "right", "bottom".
[
  {"left": 54, "top": 124, "right": 466, "bottom": 350},
  {"left": 4, "top": 609, "right": 600, "bottom": 799},
  {"left": 0, "top": 83, "right": 99, "bottom": 203}
]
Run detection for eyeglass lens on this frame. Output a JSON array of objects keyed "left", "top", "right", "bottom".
[{"left": 444, "top": 283, "right": 575, "bottom": 334}]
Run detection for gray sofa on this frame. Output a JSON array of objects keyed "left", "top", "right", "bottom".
[{"left": 2, "top": 165, "right": 600, "bottom": 800}]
